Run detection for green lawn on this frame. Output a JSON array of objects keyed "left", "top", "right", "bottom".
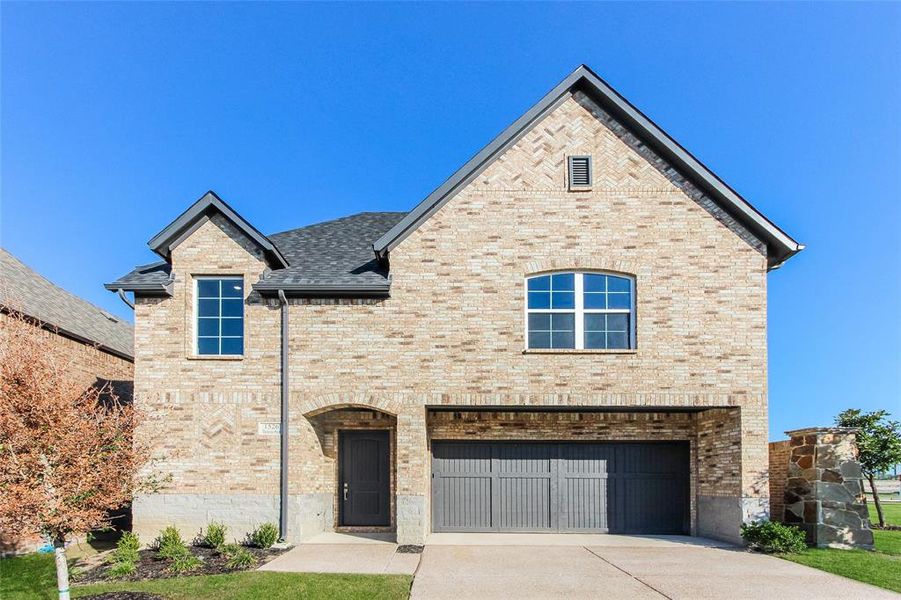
[
  {"left": 0, "top": 553, "right": 412, "bottom": 600},
  {"left": 780, "top": 501, "right": 901, "bottom": 594},
  {"left": 869, "top": 501, "right": 901, "bottom": 525}
]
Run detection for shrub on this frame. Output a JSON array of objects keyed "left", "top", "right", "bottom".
[
  {"left": 199, "top": 522, "right": 227, "bottom": 549},
  {"left": 741, "top": 520, "right": 807, "bottom": 554},
  {"left": 219, "top": 542, "right": 244, "bottom": 558},
  {"left": 225, "top": 546, "right": 256, "bottom": 570},
  {"left": 169, "top": 551, "right": 201, "bottom": 574},
  {"left": 112, "top": 531, "right": 141, "bottom": 564},
  {"left": 248, "top": 522, "right": 279, "bottom": 549},
  {"left": 157, "top": 525, "right": 187, "bottom": 560},
  {"left": 107, "top": 560, "right": 136, "bottom": 579}
]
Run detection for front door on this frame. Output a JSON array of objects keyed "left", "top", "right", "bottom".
[{"left": 339, "top": 430, "right": 390, "bottom": 526}]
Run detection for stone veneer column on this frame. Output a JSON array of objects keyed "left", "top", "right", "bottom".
[
  {"left": 783, "top": 427, "right": 873, "bottom": 548},
  {"left": 395, "top": 405, "right": 428, "bottom": 545}
]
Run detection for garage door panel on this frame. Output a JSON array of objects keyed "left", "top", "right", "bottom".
[
  {"left": 431, "top": 441, "right": 688, "bottom": 534},
  {"left": 560, "top": 476, "right": 609, "bottom": 531},
  {"left": 497, "top": 476, "right": 552, "bottom": 530}
]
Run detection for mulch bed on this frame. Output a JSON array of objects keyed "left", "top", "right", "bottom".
[{"left": 76, "top": 545, "right": 289, "bottom": 584}]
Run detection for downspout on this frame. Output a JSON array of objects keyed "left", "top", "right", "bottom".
[
  {"left": 116, "top": 289, "right": 135, "bottom": 309},
  {"left": 278, "top": 289, "right": 289, "bottom": 541}
]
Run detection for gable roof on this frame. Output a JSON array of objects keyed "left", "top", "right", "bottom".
[
  {"left": 373, "top": 64, "right": 803, "bottom": 270},
  {"left": 1, "top": 248, "right": 134, "bottom": 360},
  {"left": 147, "top": 190, "right": 289, "bottom": 269},
  {"left": 107, "top": 211, "right": 405, "bottom": 297}
]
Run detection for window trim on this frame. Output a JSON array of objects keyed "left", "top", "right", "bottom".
[
  {"left": 193, "top": 275, "right": 245, "bottom": 357},
  {"left": 524, "top": 271, "right": 636, "bottom": 351}
]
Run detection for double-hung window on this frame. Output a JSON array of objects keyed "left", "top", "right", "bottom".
[
  {"left": 526, "top": 272, "right": 635, "bottom": 350},
  {"left": 196, "top": 277, "right": 244, "bottom": 356}
]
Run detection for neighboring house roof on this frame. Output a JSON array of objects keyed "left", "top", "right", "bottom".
[
  {"left": 373, "top": 64, "right": 803, "bottom": 270},
  {"left": 1, "top": 248, "right": 134, "bottom": 360},
  {"left": 147, "top": 191, "right": 289, "bottom": 269}
]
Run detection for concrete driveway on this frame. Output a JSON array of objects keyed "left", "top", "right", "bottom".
[{"left": 411, "top": 535, "right": 899, "bottom": 600}]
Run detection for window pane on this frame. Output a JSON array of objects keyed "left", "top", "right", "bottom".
[
  {"left": 528, "top": 313, "right": 551, "bottom": 331},
  {"left": 528, "top": 275, "right": 551, "bottom": 291},
  {"left": 608, "top": 293, "right": 631, "bottom": 310},
  {"left": 584, "top": 293, "right": 606, "bottom": 309},
  {"left": 221, "top": 318, "right": 244, "bottom": 337},
  {"left": 584, "top": 274, "right": 606, "bottom": 292},
  {"left": 221, "top": 280, "right": 244, "bottom": 298},
  {"left": 607, "top": 331, "right": 629, "bottom": 349},
  {"left": 220, "top": 337, "right": 243, "bottom": 355},
  {"left": 221, "top": 299, "right": 243, "bottom": 317},
  {"left": 551, "top": 313, "right": 575, "bottom": 331},
  {"left": 551, "top": 291, "right": 575, "bottom": 309},
  {"left": 198, "top": 299, "right": 219, "bottom": 317},
  {"left": 607, "top": 276, "right": 631, "bottom": 293},
  {"left": 197, "top": 280, "right": 220, "bottom": 298},
  {"left": 584, "top": 313, "right": 606, "bottom": 332},
  {"left": 198, "top": 318, "right": 219, "bottom": 336},
  {"left": 528, "top": 331, "right": 551, "bottom": 349},
  {"left": 551, "top": 331, "right": 575, "bottom": 349},
  {"left": 585, "top": 332, "right": 605, "bottom": 349},
  {"left": 528, "top": 291, "right": 550, "bottom": 309},
  {"left": 552, "top": 273, "right": 575, "bottom": 291},
  {"left": 607, "top": 314, "right": 629, "bottom": 332},
  {"left": 197, "top": 337, "right": 219, "bottom": 355}
]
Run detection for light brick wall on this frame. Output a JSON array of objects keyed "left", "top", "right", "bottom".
[
  {"left": 133, "top": 92, "right": 770, "bottom": 543},
  {"left": 769, "top": 439, "right": 791, "bottom": 522}
]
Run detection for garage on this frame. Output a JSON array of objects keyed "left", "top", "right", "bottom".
[{"left": 431, "top": 441, "right": 689, "bottom": 534}]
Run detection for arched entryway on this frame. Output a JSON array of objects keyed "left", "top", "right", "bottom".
[{"left": 305, "top": 406, "right": 397, "bottom": 532}]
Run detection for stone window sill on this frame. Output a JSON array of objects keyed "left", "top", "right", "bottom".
[
  {"left": 522, "top": 349, "right": 637, "bottom": 355},
  {"left": 187, "top": 355, "right": 244, "bottom": 361}
]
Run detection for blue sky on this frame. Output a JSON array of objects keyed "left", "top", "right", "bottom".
[{"left": 2, "top": 3, "right": 899, "bottom": 438}]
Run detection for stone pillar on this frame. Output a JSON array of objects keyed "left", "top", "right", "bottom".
[
  {"left": 783, "top": 427, "right": 873, "bottom": 549},
  {"left": 395, "top": 405, "right": 428, "bottom": 545}
]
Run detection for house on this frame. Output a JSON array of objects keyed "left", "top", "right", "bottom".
[
  {"left": 107, "top": 65, "right": 802, "bottom": 546},
  {"left": 0, "top": 248, "right": 135, "bottom": 551}
]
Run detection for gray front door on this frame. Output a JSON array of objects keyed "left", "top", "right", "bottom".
[
  {"left": 340, "top": 430, "right": 390, "bottom": 527},
  {"left": 431, "top": 441, "right": 689, "bottom": 534}
]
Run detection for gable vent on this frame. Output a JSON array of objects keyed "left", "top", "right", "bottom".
[{"left": 568, "top": 155, "right": 592, "bottom": 189}]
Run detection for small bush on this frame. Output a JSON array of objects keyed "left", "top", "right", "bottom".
[
  {"left": 248, "top": 522, "right": 279, "bottom": 549},
  {"left": 157, "top": 526, "right": 188, "bottom": 560},
  {"left": 107, "top": 560, "right": 136, "bottom": 579},
  {"left": 225, "top": 546, "right": 256, "bottom": 570},
  {"left": 741, "top": 520, "right": 807, "bottom": 554},
  {"left": 198, "top": 522, "right": 228, "bottom": 549},
  {"left": 219, "top": 543, "right": 242, "bottom": 558},
  {"left": 112, "top": 531, "right": 141, "bottom": 564},
  {"left": 168, "top": 551, "right": 201, "bottom": 574}
]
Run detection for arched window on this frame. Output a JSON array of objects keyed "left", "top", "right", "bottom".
[{"left": 525, "top": 272, "right": 635, "bottom": 350}]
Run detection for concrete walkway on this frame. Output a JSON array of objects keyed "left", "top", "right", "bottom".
[
  {"left": 258, "top": 532, "right": 419, "bottom": 575},
  {"left": 411, "top": 535, "right": 900, "bottom": 600}
]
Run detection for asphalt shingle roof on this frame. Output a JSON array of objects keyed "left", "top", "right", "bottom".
[
  {"left": 1, "top": 248, "right": 134, "bottom": 359},
  {"left": 262, "top": 212, "right": 406, "bottom": 288},
  {"left": 108, "top": 211, "right": 407, "bottom": 293}
]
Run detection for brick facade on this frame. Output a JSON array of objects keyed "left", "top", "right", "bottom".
[
  {"left": 768, "top": 440, "right": 792, "bottom": 522},
  {"left": 131, "top": 92, "right": 771, "bottom": 545}
]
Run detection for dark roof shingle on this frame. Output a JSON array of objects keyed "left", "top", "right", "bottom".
[{"left": 1, "top": 248, "right": 134, "bottom": 359}]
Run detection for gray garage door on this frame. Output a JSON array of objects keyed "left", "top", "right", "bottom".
[{"left": 431, "top": 441, "right": 689, "bottom": 534}]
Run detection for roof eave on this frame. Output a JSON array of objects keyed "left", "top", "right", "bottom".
[
  {"left": 103, "top": 281, "right": 174, "bottom": 296},
  {"left": 253, "top": 282, "right": 390, "bottom": 298}
]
